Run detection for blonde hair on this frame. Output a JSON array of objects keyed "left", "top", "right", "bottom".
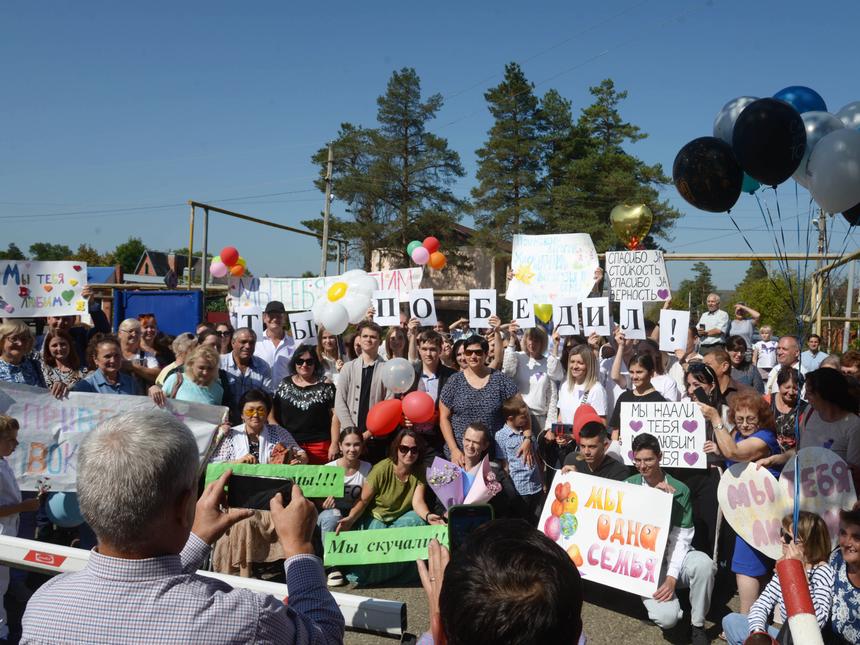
[
  {"left": 0, "top": 415, "right": 19, "bottom": 438},
  {"left": 781, "top": 511, "right": 831, "bottom": 565},
  {"left": 566, "top": 344, "right": 598, "bottom": 391},
  {"left": 184, "top": 345, "right": 220, "bottom": 385},
  {"left": 759, "top": 325, "right": 773, "bottom": 334},
  {"left": 0, "top": 320, "right": 34, "bottom": 355}
]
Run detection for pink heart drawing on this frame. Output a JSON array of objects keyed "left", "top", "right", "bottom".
[
  {"left": 682, "top": 420, "right": 698, "bottom": 433},
  {"left": 629, "top": 420, "right": 643, "bottom": 432},
  {"left": 657, "top": 289, "right": 669, "bottom": 300},
  {"left": 683, "top": 452, "right": 699, "bottom": 466},
  {"left": 627, "top": 450, "right": 635, "bottom": 462},
  {"left": 3, "top": 304, "right": 14, "bottom": 313},
  {"left": 72, "top": 265, "right": 82, "bottom": 272}
]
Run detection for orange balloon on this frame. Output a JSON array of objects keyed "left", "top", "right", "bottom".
[
  {"left": 230, "top": 264, "right": 245, "bottom": 277},
  {"left": 429, "top": 251, "right": 447, "bottom": 270},
  {"left": 567, "top": 544, "right": 584, "bottom": 567}
]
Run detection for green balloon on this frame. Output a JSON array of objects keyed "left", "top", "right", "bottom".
[
  {"left": 407, "top": 240, "right": 422, "bottom": 254},
  {"left": 742, "top": 173, "right": 761, "bottom": 195}
]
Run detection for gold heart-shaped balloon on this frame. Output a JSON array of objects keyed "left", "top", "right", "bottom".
[
  {"left": 533, "top": 303, "right": 553, "bottom": 324},
  {"left": 610, "top": 203, "right": 653, "bottom": 249}
]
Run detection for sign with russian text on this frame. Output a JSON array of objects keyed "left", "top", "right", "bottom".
[
  {"left": 324, "top": 525, "right": 448, "bottom": 566},
  {"left": 606, "top": 250, "right": 671, "bottom": 302},
  {"left": 469, "top": 289, "right": 496, "bottom": 329},
  {"left": 0, "top": 261, "right": 88, "bottom": 318},
  {"left": 371, "top": 290, "right": 401, "bottom": 327},
  {"left": 229, "top": 267, "right": 423, "bottom": 312},
  {"left": 538, "top": 471, "right": 672, "bottom": 596},
  {"left": 0, "top": 382, "right": 223, "bottom": 492},
  {"left": 618, "top": 300, "right": 646, "bottom": 340},
  {"left": 205, "top": 462, "right": 343, "bottom": 498},
  {"left": 552, "top": 297, "right": 580, "bottom": 336},
  {"left": 288, "top": 311, "right": 317, "bottom": 346},
  {"left": 507, "top": 234, "right": 599, "bottom": 303},
  {"left": 718, "top": 462, "right": 790, "bottom": 560},
  {"left": 620, "top": 402, "right": 706, "bottom": 469},
  {"left": 582, "top": 297, "right": 611, "bottom": 336}
]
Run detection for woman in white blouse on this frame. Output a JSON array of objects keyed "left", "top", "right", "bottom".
[{"left": 502, "top": 324, "right": 559, "bottom": 432}]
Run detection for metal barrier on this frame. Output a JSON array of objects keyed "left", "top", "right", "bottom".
[{"left": 0, "top": 534, "right": 406, "bottom": 638}]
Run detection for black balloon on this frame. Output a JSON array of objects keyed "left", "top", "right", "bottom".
[
  {"left": 673, "top": 137, "right": 743, "bottom": 213},
  {"left": 731, "top": 98, "right": 806, "bottom": 187},
  {"left": 843, "top": 202, "right": 860, "bottom": 226}
]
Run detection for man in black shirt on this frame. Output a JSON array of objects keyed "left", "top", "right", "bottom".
[{"left": 562, "top": 405, "right": 630, "bottom": 481}]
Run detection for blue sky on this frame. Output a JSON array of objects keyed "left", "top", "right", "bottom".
[{"left": 2, "top": 0, "right": 859, "bottom": 289}]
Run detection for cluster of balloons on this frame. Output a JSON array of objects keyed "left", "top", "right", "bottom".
[
  {"left": 311, "top": 270, "right": 377, "bottom": 335},
  {"left": 210, "top": 246, "right": 247, "bottom": 278},
  {"left": 365, "top": 358, "right": 436, "bottom": 436},
  {"left": 674, "top": 86, "right": 860, "bottom": 222},
  {"left": 407, "top": 237, "right": 447, "bottom": 270}
]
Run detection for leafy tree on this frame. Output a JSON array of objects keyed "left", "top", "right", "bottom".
[
  {"left": 472, "top": 63, "right": 543, "bottom": 248},
  {"left": 673, "top": 262, "right": 716, "bottom": 317},
  {"left": 111, "top": 237, "right": 146, "bottom": 274},
  {"left": 72, "top": 243, "right": 108, "bottom": 265},
  {"left": 734, "top": 274, "right": 800, "bottom": 336},
  {"left": 0, "top": 243, "right": 25, "bottom": 260},
  {"left": 28, "top": 243, "right": 73, "bottom": 261}
]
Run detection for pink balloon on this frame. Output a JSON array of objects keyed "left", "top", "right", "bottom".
[
  {"left": 402, "top": 391, "right": 435, "bottom": 424},
  {"left": 210, "top": 261, "right": 228, "bottom": 278},
  {"left": 411, "top": 246, "right": 430, "bottom": 265}
]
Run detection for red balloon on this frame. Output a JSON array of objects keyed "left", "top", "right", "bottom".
[
  {"left": 402, "top": 391, "right": 435, "bottom": 424},
  {"left": 220, "top": 246, "right": 240, "bottom": 267},
  {"left": 366, "top": 399, "right": 403, "bottom": 437},
  {"left": 422, "top": 236, "right": 440, "bottom": 253}
]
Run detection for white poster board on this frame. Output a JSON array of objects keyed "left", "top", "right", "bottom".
[
  {"left": 371, "top": 290, "right": 401, "bottom": 327},
  {"left": 605, "top": 250, "right": 671, "bottom": 302},
  {"left": 507, "top": 234, "right": 599, "bottom": 303},
  {"left": 0, "top": 261, "right": 88, "bottom": 318},
  {"left": 620, "top": 402, "right": 707, "bottom": 469},
  {"left": 618, "top": 300, "right": 646, "bottom": 340},
  {"left": 288, "top": 311, "right": 318, "bottom": 346},
  {"left": 658, "top": 309, "right": 691, "bottom": 353},
  {"left": 408, "top": 289, "right": 437, "bottom": 326},
  {"left": 469, "top": 289, "right": 496, "bottom": 329}
]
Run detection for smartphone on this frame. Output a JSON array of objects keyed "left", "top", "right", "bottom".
[
  {"left": 692, "top": 387, "right": 710, "bottom": 405},
  {"left": 227, "top": 475, "right": 293, "bottom": 510},
  {"left": 551, "top": 423, "right": 574, "bottom": 436},
  {"left": 447, "top": 504, "right": 494, "bottom": 553}
]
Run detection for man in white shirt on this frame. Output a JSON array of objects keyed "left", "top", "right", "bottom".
[
  {"left": 254, "top": 301, "right": 296, "bottom": 386},
  {"left": 800, "top": 333, "right": 829, "bottom": 373},
  {"left": 696, "top": 293, "right": 729, "bottom": 355},
  {"left": 765, "top": 335, "right": 802, "bottom": 394}
]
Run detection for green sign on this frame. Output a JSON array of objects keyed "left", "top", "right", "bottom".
[
  {"left": 205, "top": 463, "right": 343, "bottom": 498},
  {"left": 324, "top": 525, "right": 449, "bottom": 566}
]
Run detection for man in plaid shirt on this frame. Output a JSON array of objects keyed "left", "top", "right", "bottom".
[{"left": 21, "top": 409, "right": 344, "bottom": 645}]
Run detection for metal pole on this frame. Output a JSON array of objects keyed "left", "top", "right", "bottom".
[
  {"left": 335, "top": 242, "right": 341, "bottom": 276},
  {"left": 815, "top": 212, "right": 827, "bottom": 336},
  {"left": 187, "top": 203, "right": 195, "bottom": 289},
  {"left": 320, "top": 143, "right": 334, "bottom": 276},
  {"left": 844, "top": 261, "right": 855, "bottom": 353},
  {"left": 201, "top": 207, "right": 209, "bottom": 300}
]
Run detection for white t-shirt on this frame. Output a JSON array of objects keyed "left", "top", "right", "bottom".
[
  {"left": 754, "top": 340, "right": 777, "bottom": 369},
  {"left": 557, "top": 381, "right": 608, "bottom": 424},
  {"left": 326, "top": 459, "right": 371, "bottom": 513},
  {"left": 0, "top": 458, "right": 22, "bottom": 536},
  {"left": 652, "top": 374, "right": 682, "bottom": 402}
]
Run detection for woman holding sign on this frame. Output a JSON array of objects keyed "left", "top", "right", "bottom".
[
  {"left": 699, "top": 391, "right": 781, "bottom": 613},
  {"left": 608, "top": 353, "right": 666, "bottom": 442}
]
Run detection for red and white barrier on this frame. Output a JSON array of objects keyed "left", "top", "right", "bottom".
[{"left": 775, "top": 558, "right": 823, "bottom": 645}]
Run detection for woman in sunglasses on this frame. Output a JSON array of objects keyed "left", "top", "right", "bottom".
[
  {"left": 335, "top": 429, "right": 442, "bottom": 585},
  {"left": 270, "top": 344, "right": 339, "bottom": 464}
]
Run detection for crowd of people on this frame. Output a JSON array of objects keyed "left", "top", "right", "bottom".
[{"left": 1, "top": 286, "right": 860, "bottom": 644}]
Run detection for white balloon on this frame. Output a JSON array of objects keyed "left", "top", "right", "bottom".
[
  {"left": 341, "top": 291, "right": 371, "bottom": 324},
  {"left": 836, "top": 101, "right": 860, "bottom": 130},
  {"left": 312, "top": 297, "right": 329, "bottom": 323},
  {"left": 792, "top": 111, "right": 845, "bottom": 188},
  {"left": 380, "top": 357, "right": 415, "bottom": 394},
  {"left": 342, "top": 270, "right": 378, "bottom": 297},
  {"left": 808, "top": 129, "right": 860, "bottom": 214},
  {"left": 318, "top": 301, "right": 350, "bottom": 335},
  {"left": 713, "top": 96, "right": 758, "bottom": 145}
]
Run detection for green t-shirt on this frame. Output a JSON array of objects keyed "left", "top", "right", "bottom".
[
  {"left": 625, "top": 472, "right": 694, "bottom": 529},
  {"left": 366, "top": 458, "right": 426, "bottom": 524}
]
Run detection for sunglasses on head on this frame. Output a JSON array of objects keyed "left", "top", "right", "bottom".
[{"left": 398, "top": 445, "right": 419, "bottom": 456}]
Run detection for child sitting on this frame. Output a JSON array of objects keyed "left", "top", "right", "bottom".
[{"left": 493, "top": 394, "right": 544, "bottom": 525}]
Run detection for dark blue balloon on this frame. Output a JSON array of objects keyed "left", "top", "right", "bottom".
[{"left": 773, "top": 86, "right": 827, "bottom": 114}]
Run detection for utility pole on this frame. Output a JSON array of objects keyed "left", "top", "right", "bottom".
[
  {"left": 814, "top": 210, "right": 827, "bottom": 336},
  {"left": 320, "top": 143, "right": 334, "bottom": 277}
]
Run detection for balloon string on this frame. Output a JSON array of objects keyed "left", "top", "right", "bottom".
[{"left": 773, "top": 191, "right": 800, "bottom": 315}]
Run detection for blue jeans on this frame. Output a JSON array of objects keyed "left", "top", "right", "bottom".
[
  {"left": 722, "top": 612, "right": 779, "bottom": 645},
  {"left": 344, "top": 511, "right": 426, "bottom": 586},
  {"left": 317, "top": 508, "right": 343, "bottom": 541}
]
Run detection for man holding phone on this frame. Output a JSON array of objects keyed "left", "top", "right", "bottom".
[
  {"left": 561, "top": 405, "right": 630, "bottom": 481},
  {"left": 697, "top": 293, "right": 729, "bottom": 355}
]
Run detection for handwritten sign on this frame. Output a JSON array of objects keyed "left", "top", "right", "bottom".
[
  {"left": 659, "top": 309, "right": 691, "bottom": 353},
  {"left": 204, "top": 462, "right": 343, "bottom": 498},
  {"left": 507, "top": 234, "right": 599, "bottom": 303},
  {"left": 718, "top": 462, "right": 790, "bottom": 560},
  {"left": 620, "top": 402, "right": 706, "bottom": 469},
  {"left": 229, "top": 267, "right": 423, "bottom": 312},
  {"left": 538, "top": 471, "right": 671, "bottom": 596},
  {"left": 0, "top": 382, "right": 223, "bottom": 492},
  {"left": 606, "top": 251, "right": 671, "bottom": 302},
  {"left": 0, "top": 261, "right": 88, "bottom": 318},
  {"left": 324, "top": 525, "right": 448, "bottom": 566},
  {"left": 779, "top": 448, "right": 857, "bottom": 546}
]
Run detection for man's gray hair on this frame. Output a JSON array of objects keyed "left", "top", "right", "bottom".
[{"left": 78, "top": 409, "right": 199, "bottom": 549}]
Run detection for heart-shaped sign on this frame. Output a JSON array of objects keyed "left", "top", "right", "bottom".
[
  {"left": 629, "top": 420, "right": 643, "bottom": 433},
  {"left": 610, "top": 203, "right": 653, "bottom": 250},
  {"left": 69, "top": 279, "right": 79, "bottom": 287},
  {"left": 61, "top": 290, "right": 75, "bottom": 303},
  {"left": 718, "top": 462, "right": 790, "bottom": 560},
  {"left": 682, "top": 420, "right": 698, "bottom": 433},
  {"left": 43, "top": 285, "right": 53, "bottom": 293}
]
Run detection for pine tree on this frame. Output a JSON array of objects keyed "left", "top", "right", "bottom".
[{"left": 674, "top": 262, "right": 717, "bottom": 315}]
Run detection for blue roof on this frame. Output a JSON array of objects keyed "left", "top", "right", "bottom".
[{"left": 87, "top": 266, "right": 116, "bottom": 284}]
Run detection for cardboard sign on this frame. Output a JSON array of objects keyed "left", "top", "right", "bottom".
[
  {"left": 507, "top": 234, "right": 599, "bottom": 303},
  {"left": 0, "top": 382, "right": 223, "bottom": 492},
  {"left": 658, "top": 309, "right": 691, "bottom": 353},
  {"left": 229, "top": 267, "right": 423, "bottom": 312},
  {"left": 371, "top": 290, "right": 401, "bottom": 327},
  {"left": 204, "top": 462, "right": 343, "bottom": 498},
  {"left": 618, "top": 300, "right": 646, "bottom": 340},
  {"left": 231, "top": 306, "right": 265, "bottom": 339},
  {"left": 288, "top": 311, "right": 318, "bottom": 346},
  {"left": 605, "top": 250, "right": 671, "bottom": 302},
  {"left": 718, "top": 462, "right": 790, "bottom": 560},
  {"left": 620, "top": 402, "right": 706, "bottom": 469},
  {"left": 469, "top": 289, "right": 497, "bottom": 329},
  {"left": 511, "top": 293, "right": 536, "bottom": 329},
  {"left": 324, "top": 525, "right": 448, "bottom": 566},
  {"left": 581, "top": 297, "right": 611, "bottom": 336},
  {"left": 552, "top": 297, "right": 580, "bottom": 336},
  {"left": 0, "top": 261, "right": 88, "bottom": 318},
  {"left": 538, "top": 471, "right": 672, "bottom": 596},
  {"left": 778, "top": 448, "right": 857, "bottom": 546},
  {"left": 408, "top": 288, "right": 437, "bottom": 326}
]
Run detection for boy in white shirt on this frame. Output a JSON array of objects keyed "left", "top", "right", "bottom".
[{"left": 752, "top": 325, "right": 777, "bottom": 381}]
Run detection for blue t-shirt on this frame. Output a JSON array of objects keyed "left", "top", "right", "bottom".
[{"left": 725, "top": 428, "right": 781, "bottom": 477}]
